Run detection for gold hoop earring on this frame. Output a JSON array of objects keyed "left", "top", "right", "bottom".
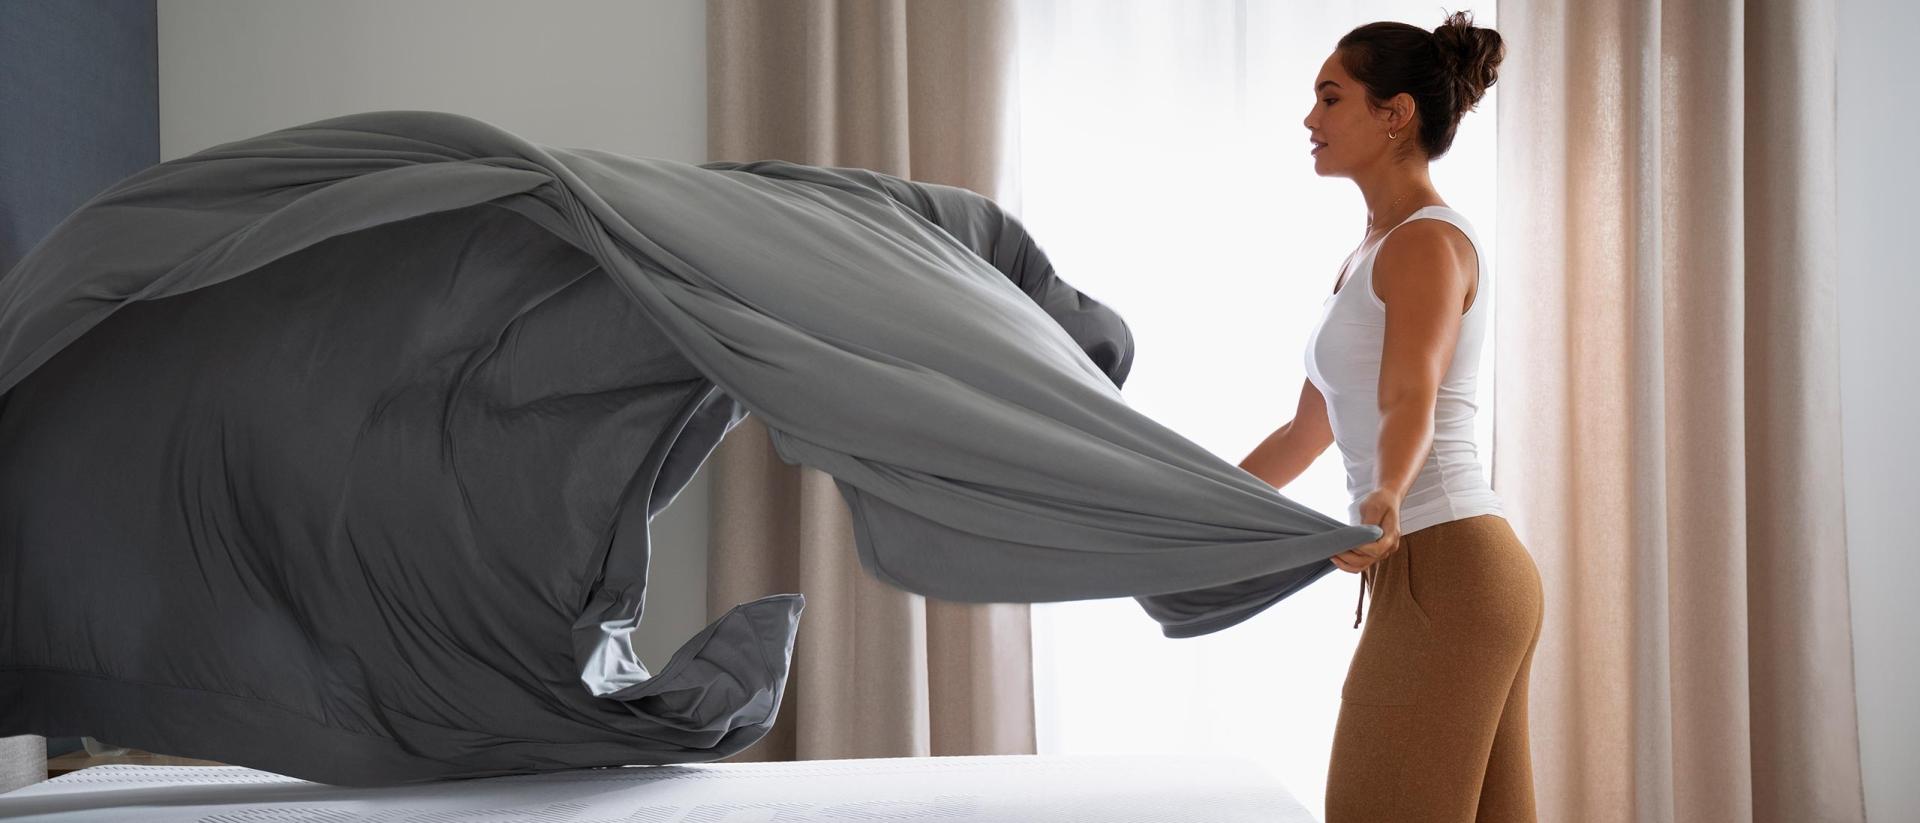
[{"left": 1389, "top": 130, "right": 1397, "bottom": 140}]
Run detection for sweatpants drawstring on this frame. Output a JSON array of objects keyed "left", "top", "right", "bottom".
[{"left": 1354, "top": 566, "right": 1369, "bottom": 629}]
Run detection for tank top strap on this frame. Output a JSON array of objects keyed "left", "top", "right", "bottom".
[
  {"left": 1397, "top": 206, "right": 1480, "bottom": 258},
  {"left": 1358, "top": 206, "right": 1470, "bottom": 271},
  {"left": 1367, "top": 205, "right": 1485, "bottom": 300},
  {"left": 1384, "top": 205, "right": 1478, "bottom": 250},
  {"left": 1342, "top": 206, "right": 1470, "bottom": 309}
]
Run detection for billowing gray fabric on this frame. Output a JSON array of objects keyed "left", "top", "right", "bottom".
[{"left": 0, "top": 110, "right": 1381, "bottom": 786}]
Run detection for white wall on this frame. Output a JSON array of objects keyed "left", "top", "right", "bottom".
[
  {"left": 155, "top": 0, "right": 713, "bottom": 672},
  {"left": 1837, "top": 1, "right": 1920, "bottom": 820}
]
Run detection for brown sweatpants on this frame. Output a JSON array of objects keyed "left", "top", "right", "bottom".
[{"left": 1325, "top": 513, "right": 1545, "bottom": 823}]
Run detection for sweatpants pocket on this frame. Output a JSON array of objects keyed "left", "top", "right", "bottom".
[{"left": 1340, "top": 553, "right": 1431, "bottom": 707}]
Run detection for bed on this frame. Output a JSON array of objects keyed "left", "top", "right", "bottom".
[{"left": 0, "top": 753, "right": 1316, "bottom": 822}]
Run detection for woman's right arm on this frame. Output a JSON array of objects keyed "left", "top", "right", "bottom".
[{"left": 1238, "top": 377, "right": 1336, "bottom": 490}]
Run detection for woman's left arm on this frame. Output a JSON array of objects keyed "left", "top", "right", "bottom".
[{"left": 1331, "top": 220, "right": 1477, "bottom": 572}]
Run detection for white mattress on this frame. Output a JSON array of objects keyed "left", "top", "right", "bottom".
[{"left": 0, "top": 753, "right": 1316, "bottom": 822}]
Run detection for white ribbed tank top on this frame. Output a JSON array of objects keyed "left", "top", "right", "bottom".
[{"left": 1303, "top": 205, "right": 1503, "bottom": 535}]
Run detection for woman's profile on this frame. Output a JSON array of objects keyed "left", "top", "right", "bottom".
[{"left": 1235, "top": 10, "right": 1545, "bottom": 821}]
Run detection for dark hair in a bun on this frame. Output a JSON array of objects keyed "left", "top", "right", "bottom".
[{"left": 1336, "top": 10, "right": 1504, "bottom": 160}]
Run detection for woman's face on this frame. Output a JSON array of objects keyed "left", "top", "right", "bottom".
[{"left": 1302, "top": 50, "right": 1395, "bottom": 178}]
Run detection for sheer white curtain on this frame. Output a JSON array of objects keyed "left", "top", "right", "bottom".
[{"left": 1008, "top": 1, "right": 1497, "bottom": 816}]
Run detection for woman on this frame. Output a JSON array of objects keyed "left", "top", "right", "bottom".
[{"left": 1236, "top": 11, "right": 1544, "bottom": 822}]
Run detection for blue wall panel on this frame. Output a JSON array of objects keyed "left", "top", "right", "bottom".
[
  {"left": 0, "top": 0, "right": 159, "bottom": 759},
  {"left": 1, "top": 0, "right": 159, "bottom": 272}
]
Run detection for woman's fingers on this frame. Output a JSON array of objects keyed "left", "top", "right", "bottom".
[
  {"left": 1333, "top": 548, "right": 1373, "bottom": 572},
  {"left": 1332, "top": 516, "right": 1408, "bottom": 573},
  {"left": 1334, "top": 534, "right": 1400, "bottom": 572}
]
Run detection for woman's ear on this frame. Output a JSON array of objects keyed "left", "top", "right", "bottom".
[{"left": 1389, "top": 92, "right": 1416, "bottom": 136}]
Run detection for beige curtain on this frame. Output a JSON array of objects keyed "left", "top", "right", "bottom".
[
  {"left": 703, "top": 0, "right": 1034, "bottom": 761},
  {"left": 1495, "top": 0, "right": 1865, "bottom": 821}
]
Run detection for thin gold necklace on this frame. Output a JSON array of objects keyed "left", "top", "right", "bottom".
[{"left": 1365, "top": 191, "right": 1412, "bottom": 233}]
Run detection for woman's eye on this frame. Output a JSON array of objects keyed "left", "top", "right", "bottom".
[{"left": 1322, "top": 98, "right": 1337, "bottom": 106}]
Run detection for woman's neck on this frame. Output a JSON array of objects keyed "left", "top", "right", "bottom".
[{"left": 1354, "top": 163, "right": 1439, "bottom": 233}]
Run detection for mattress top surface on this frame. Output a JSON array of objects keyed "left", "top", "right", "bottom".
[{"left": 0, "top": 753, "right": 1315, "bottom": 822}]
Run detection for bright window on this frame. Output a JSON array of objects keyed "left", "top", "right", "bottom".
[{"left": 1009, "top": 2, "right": 1498, "bottom": 816}]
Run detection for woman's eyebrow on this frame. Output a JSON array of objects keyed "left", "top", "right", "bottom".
[{"left": 1316, "top": 80, "right": 1342, "bottom": 92}]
